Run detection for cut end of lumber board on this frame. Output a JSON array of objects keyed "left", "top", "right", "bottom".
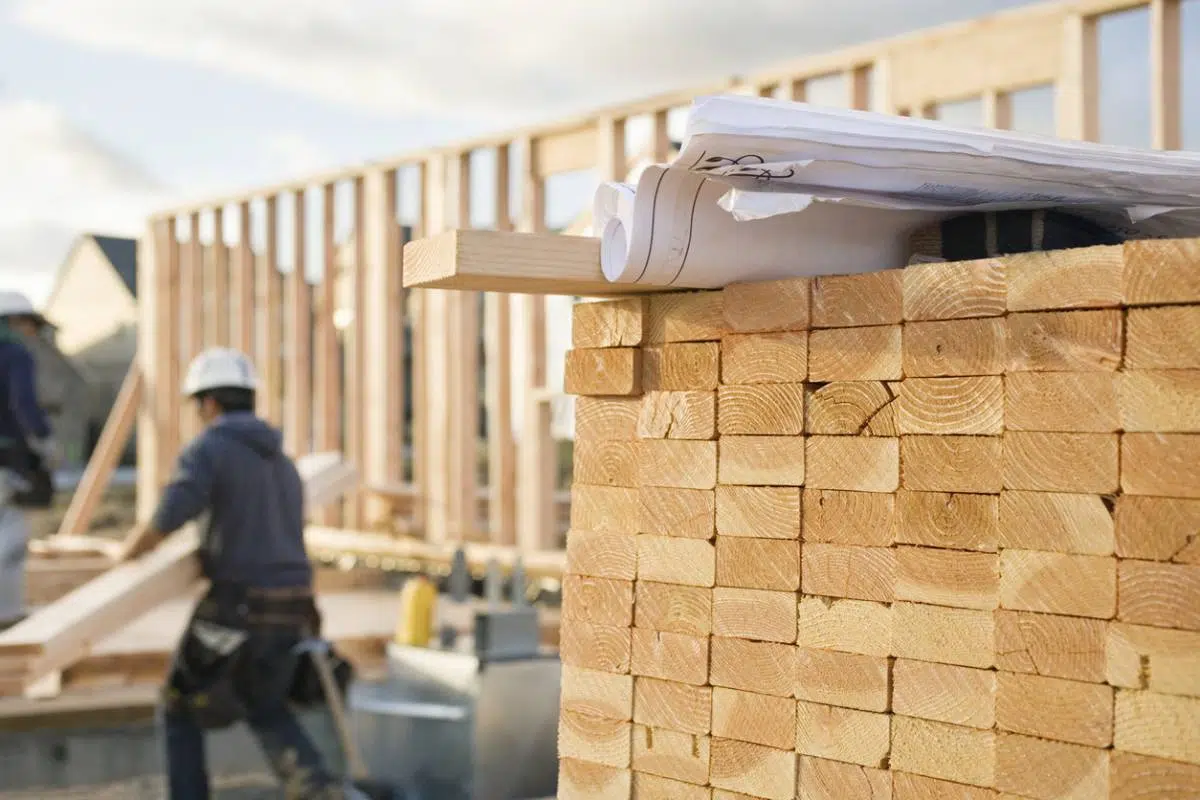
[{"left": 402, "top": 229, "right": 669, "bottom": 296}]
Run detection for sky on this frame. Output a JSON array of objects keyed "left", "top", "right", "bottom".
[{"left": 0, "top": 0, "right": 1197, "bottom": 304}]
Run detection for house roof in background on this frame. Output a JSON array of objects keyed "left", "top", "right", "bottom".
[{"left": 89, "top": 234, "right": 138, "bottom": 297}]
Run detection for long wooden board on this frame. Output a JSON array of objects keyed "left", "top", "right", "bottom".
[{"left": 0, "top": 452, "right": 357, "bottom": 688}]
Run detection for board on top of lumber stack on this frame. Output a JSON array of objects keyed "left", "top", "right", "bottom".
[{"left": 554, "top": 237, "right": 1200, "bottom": 799}]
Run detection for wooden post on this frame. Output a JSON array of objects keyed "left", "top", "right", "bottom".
[
  {"left": 849, "top": 65, "right": 872, "bottom": 110},
  {"left": 344, "top": 179, "right": 366, "bottom": 528},
  {"left": 420, "top": 157, "right": 450, "bottom": 542},
  {"left": 257, "top": 196, "right": 284, "bottom": 427},
  {"left": 652, "top": 110, "right": 671, "bottom": 163},
  {"left": 1150, "top": 0, "right": 1182, "bottom": 150},
  {"left": 136, "top": 220, "right": 175, "bottom": 522},
  {"left": 983, "top": 89, "right": 1013, "bottom": 129},
  {"left": 448, "top": 153, "right": 480, "bottom": 541},
  {"left": 486, "top": 143, "right": 517, "bottom": 545},
  {"left": 212, "top": 207, "right": 230, "bottom": 346},
  {"left": 177, "top": 213, "right": 203, "bottom": 444},
  {"left": 59, "top": 366, "right": 143, "bottom": 536},
  {"left": 409, "top": 165, "right": 428, "bottom": 531},
  {"left": 598, "top": 118, "right": 626, "bottom": 183},
  {"left": 360, "top": 167, "right": 401, "bottom": 528},
  {"left": 516, "top": 135, "right": 555, "bottom": 551},
  {"left": 314, "top": 183, "right": 341, "bottom": 526},
  {"left": 1057, "top": 12, "right": 1099, "bottom": 141},
  {"left": 233, "top": 202, "right": 254, "bottom": 356},
  {"left": 790, "top": 79, "right": 807, "bottom": 102},
  {"left": 286, "top": 190, "right": 313, "bottom": 457}
]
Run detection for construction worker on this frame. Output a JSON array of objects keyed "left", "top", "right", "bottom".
[
  {"left": 118, "top": 347, "right": 342, "bottom": 799},
  {"left": 0, "top": 291, "right": 59, "bottom": 632}
]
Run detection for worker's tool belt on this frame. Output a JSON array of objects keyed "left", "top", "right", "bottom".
[
  {"left": 0, "top": 441, "right": 52, "bottom": 509},
  {"left": 164, "top": 582, "right": 325, "bottom": 730}
]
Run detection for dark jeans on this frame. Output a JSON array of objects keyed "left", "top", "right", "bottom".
[{"left": 161, "top": 629, "right": 340, "bottom": 799}]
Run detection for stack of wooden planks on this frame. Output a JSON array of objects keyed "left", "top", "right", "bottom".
[{"left": 556, "top": 238, "right": 1200, "bottom": 799}]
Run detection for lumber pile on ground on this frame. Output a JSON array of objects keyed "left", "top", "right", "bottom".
[{"left": 556, "top": 239, "right": 1200, "bottom": 799}]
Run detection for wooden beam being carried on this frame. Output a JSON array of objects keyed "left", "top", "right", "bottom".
[
  {"left": 402, "top": 229, "right": 668, "bottom": 296},
  {"left": 0, "top": 452, "right": 357, "bottom": 690},
  {"left": 55, "top": 365, "right": 143, "bottom": 537}
]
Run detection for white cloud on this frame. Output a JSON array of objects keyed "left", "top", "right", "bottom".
[
  {"left": 13, "top": 0, "right": 1038, "bottom": 122},
  {"left": 0, "top": 100, "right": 168, "bottom": 301}
]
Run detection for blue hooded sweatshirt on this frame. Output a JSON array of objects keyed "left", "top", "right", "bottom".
[
  {"left": 151, "top": 411, "right": 312, "bottom": 589},
  {"left": 0, "top": 329, "right": 52, "bottom": 447}
]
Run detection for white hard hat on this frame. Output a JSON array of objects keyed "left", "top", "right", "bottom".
[
  {"left": 0, "top": 290, "right": 45, "bottom": 323},
  {"left": 182, "top": 347, "right": 259, "bottom": 397}
]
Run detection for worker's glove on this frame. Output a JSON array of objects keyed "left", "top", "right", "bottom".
[{"left": 29, "top": 437, "right": 61, "bottom": 470}]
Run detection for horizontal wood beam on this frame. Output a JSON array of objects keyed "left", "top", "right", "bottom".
[{"left": 402, "top": 229, "right": 669, "bottom": 296}]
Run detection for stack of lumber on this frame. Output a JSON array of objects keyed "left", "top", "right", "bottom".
[{"left": 556, "top": 239, "right": 1200, "bottom": 799}]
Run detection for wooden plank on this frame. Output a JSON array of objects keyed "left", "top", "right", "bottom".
[
  {"left": 1122, "top": 433, "right": 1200, "bottom": 498},
  {"left": 1111, "top": 751, "right": 1200, "bottom": 799},
  {"left": 571, "top": 485, "right": 639, "bottom": 533},
  {"left": 0, "top": 453, "right": 356, "bottom": 686},
  {"left": 566, "top": 530, "right": 636, "bottom": 581},
  {"left": 259, "top": 196, "right": 284, "bottom": 428},
  {"left": 795, "top": 648, "right": 890, "bottom": 712},
  {"left": 995, "top": 733, "right": 1109, "bottom": 799},
  {"left": 557, "top": 758, "right": 631, "bottom": 800},
  {"left": 577, "top": 397, "right": 640, "bottom": 441},
  {"left": 891, "top": 716, "right": 996, "bottom": 789},
  {"left": 1057, "top": 11, "right": 1099, "bottom": 141},
  {"left": 1002, "top": 431, "right": 1119, "bottom": 493},
  {"left": 996, "top": 672, "right": 1113, "bottom": 747},
  {"left": 801, "top": 544, "right": 896, "bottom": 603},
  {"left": 1118, "top": 560, "right": 1200, "bottom": 631},
  {"left": 808, "top": 325, "right": 902, "bottom": 381},
  {"left": 285, "top": 190, "right": 313, "bottom": 457},
  {"left": 897, "top": 376, "right": 1003, "bottom": 435},
  {"left": 1007, "top": 309, "right": 1122, "bottom": 372},
  {"left": 1108, "top": 622, "right": 1200, "bottom": 696},
  {"left": 903, "top": 317, "right": 1005, "bottom": 377},
  {"left": 717, "top": 436, "right": 806, "bottom": 486},
  {"left": 893, "top": 660, "right": 996, "bottom": 729},
  {"left": 1114, "top": 689, "right": 1200, "bottom": 765},
  {"left": 715, "top": 486, "right": 800, "bottom": 539},
  {"left": 715, "top": 537, "right": 800, "bottom": 591},
  {"left": 893, "top": 601, "right": 995, "bottom": 668},
  {"left": 721, "top": 277, "right": 810, "bottom": 333},
  {"left": 56, "top": 366, "right": 143, "bottom": 536},
  {"left": 630, "top": 628, "right": 709, "bottom": 685},
  {"left": 796, "top": 597, "right": 893, "bottom": 658},
  {"left": 659, "top": 342, "right": 719, "bottom": 391},
  {"left": 558, "top": 710, "right": 631, "bottom": 768},
  {"left": 572, "top": 298, "right": 646, "bottom": 348},
  {"left": 638, "top": 440, "right": 717, "bottom": 490},
  {"left": 234, "top": 202, "right": 255, "bottom": 354},
  {"left": 903, "top": 256, "right": 1006, "bottom": 321},
  {"left": 1115, "top": 495, "right": 1200, "bottom": 563},
  {"left": 1124, "top": 238, "right": 1200, "bottom": 305},
  {"left": 560, "top": 665, "right": 633, "bottom": 721},
  {"left": 811, "top": 270, "right": 903, "bottom": 328},
  {"left": 402, "top": 229, "right": 664, "bottom": 295},
  {"left": 804, "top": 489, "right": 895, "bottom": 547},
  {"left": 536, "top": 124, "right": 598, "bottom": 176},
  {"left": 638, "top": 391, "right": 717, "bottom": 440},
  {"left": 632, "top": 724, "right": 710, "bottom": 785},
  {"left": 805, "top": 381, "right": 898, "bottom": 436},
  {"left": 634, "top": 582, "right": 711, "bottom": 637},
  {"left": 711, "top": 687, "right": 796, "bottom": 750},
  {"left": 633, "top": 773, "right": 710, "bottom": 800},
  {"left": 211, "top": 209, "right": 230, "bottom": 344},
  {"left": 564, "top": 348, "right": 642, "bottom": 396},
  {"left": 998, "top": 491, "right": 1115, "bottom": 555},
  {"left": 1126, "top": 306, "right": 1200, "bottom": 369},
  {"left": 709, "top": 738, "right": 796, "bottom": 800},
  {"left": 896, "top": 490, "right": 998, "bottom": 552},
  {"left": 1119, "top": 370, "right": 1200, "bottom": 433},
  {"left": 638, "top": 487, "right": 715, "bottom": 540},
  {"left": 901, "top": 435, "right": 1002, "bottom": 493},
  {"left": 1004, "top": 371, "right": 1120, "bottom": 432},
  {"left": 710, "top": 638, "right": 796, "bottom": 697},
  {"left": 796, "top": 701, "right": 891, "bottom": 768},
  {"left": 559, "top": 620, "right": 631, "bottom": 674},
  {"left": 646, "top": 292, "right": 725, "bottom": 344},
  {"left": 573, "top": 440, "right": 639, "bottom": 488},
  {"left": 1150, "top": 0, "right": 1183, "bottom": 151},
  {"left": 717, "top": 384, "right": 805, "bottom": 435},
  {"left": 712, "top": 588, "right": 797, "bottom": 643},
  {"left": 633, "top": 677, "right": 712, "bottom": 735},
  {"left": 636, "top": 536, "right": 715, "bottom": 588},
  {"left": 343, "top": 181, "right": 366, "bottom": 528},
  {"left": 1000, "top": 550, "right": 1116, "bottom": 619},
  {"left": 561, "top": 575, "right": 634, "bottom": 628},
  {"left": 314, "top": 184, "right": 341, "bottom": 527},
  {"left": 896, "top": 547, "right": 999, "bottom": 610},
  {"left": 806, "top": 436, "right": 899, "bottom": 493},
  {"left": 995, "top": 609, "right": 1107, "bottom": 683},
  {"left": 721, "top": 332, "right": 807, "bottom": 384},
  {"left": 1006, "top": 245, "right": 1124, "bottom": 311}
]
